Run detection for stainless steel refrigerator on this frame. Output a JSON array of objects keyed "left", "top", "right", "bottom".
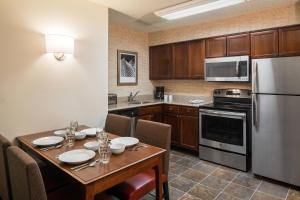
[{"left": 252, "top": 56, "right": 300, "bottom": 186}]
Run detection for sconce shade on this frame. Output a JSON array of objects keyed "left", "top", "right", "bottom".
[{"left": 45, "top": 34, "right": 74, "bottom": 54}]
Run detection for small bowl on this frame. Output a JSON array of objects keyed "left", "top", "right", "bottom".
[
  {"left": 84, "top": 141, "right": 100, "bottom": 151},
  {"left": 75, "top": 132, "right": 86, "bottom": 140},
  {"left": 110, "top": 143, "right": 126, "bottom": 155},
  {"left": 54, "top": 130, "right": 67, "bottom": 137}
]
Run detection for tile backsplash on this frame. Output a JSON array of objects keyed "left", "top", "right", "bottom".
[{"left": 152, "top": 80, "right": 251, "bottom": 97}]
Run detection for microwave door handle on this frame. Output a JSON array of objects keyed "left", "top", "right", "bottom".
[
  {"left": 236, "top": 62, "right": 239, "bottom": 77},
  {"left": 236, "top": 61, "right": 241, "bottom": 77}
]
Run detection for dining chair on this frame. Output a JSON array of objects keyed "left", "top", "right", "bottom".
[
  {"left": 0, "top": 134, "right": 12, "bottom": 200},
  {"left": 109, "top": 120, "right": 171, "bottom": 200},
  {"left": 104, "top": 114, "right": 132, "bottom": 137},
  {"left": 6, "top": 146, "right": 115, "bottom": 200}
]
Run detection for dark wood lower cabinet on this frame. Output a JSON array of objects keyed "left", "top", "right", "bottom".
[
  {"left": 163, "top": 113, "right": 180, "bottom": 146},
  {"left": 137, "top": 105, "right": 199, "bottom": 152},
  {"left": 179, "top": 115, "right": 198, "bottom": 151},
  {"left": 137, "top": 114, "right": 162, "bottom": 122}
]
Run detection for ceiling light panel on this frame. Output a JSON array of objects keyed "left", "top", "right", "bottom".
[{"left": 155, "top": 0, "right": 248, "bottom": 20}]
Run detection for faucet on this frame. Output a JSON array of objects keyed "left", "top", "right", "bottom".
[{"left": 128, "top": 91, "right": 140, "bottom": 102}]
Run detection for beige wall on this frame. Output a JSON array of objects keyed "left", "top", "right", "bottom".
[
  {"left": 109, "top": 24, "right": 154, "bottom": 97},
  {"left": 148, "top": 3, "right": 300, "bottom": 95},
  {"left": 0, "top": 0, "right": 108, "bottom": 141}
]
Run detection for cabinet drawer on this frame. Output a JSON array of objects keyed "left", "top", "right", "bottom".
[
  {"left": 163, "top": 105, "right": 179, "bottom": 114},
  {"left": 179, "top": 106, "right": 198, "bottom": 116},
  {"left": 138, "top": 105, "right": 162, "bottom": 116}
]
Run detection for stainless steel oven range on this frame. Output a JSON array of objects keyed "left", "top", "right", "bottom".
[{"left": 199, "top": 88, "right": 252, "bottom": 171}]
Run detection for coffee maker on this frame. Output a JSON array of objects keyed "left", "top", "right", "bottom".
[{"left": 154, "top": 86, "right": 164, "bottom": 99}]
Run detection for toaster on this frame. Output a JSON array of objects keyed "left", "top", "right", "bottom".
[{"left": 108, "top": 93, "right": 117, "bottom": 105}]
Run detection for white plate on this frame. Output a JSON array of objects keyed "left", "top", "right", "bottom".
[
  {"left": 111, "top": 137, "right": 139, "bottom": 147},
  {"left": 32, "top": 136, "right": 64, "bottom": 147},
  {"left": 54, "top": 130, "right": 68, "bottom": 137},
  {"left": 80, "top": 128, "right": 97, "bottom": 136},
  {"left": 58, "top": 149, "right": 96, "bottom": 165},
  {"left": 188, "top": 99, "right": 204, "bottom": 104}
]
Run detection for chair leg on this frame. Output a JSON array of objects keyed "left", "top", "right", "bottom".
[{"left": 163, "top": 182, "right": 169, "bottom": 200}]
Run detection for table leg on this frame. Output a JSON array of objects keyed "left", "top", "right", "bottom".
[
  {"left": 154, "top": 156, "right": 163, "bottom": 200},
  {"left": 84, "top": 184, "right": 95, "bottom": 200}
]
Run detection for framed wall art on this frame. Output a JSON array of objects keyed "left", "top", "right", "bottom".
[{"left": 117, "top": 50, "right": 138, "bottom": 86}]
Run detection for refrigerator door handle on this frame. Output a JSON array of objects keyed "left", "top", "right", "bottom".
[
  {"left": 253, "top": 94, "right": 258, "bottom": 127},
  {"left": 252, "top": 62, "right": 258, "bottom": 92}
]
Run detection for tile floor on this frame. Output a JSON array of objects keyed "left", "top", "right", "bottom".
[{"left": 142, "top": 150, "right": 300, "bottom": 200}]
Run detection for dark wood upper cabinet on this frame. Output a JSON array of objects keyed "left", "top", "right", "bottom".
[
  {"left": 227, "top": 33, "right": 250, "bottom": 56},
  {"left": 173, "top": 42, "right": 189, "bottom": 78},
  {"left": 149, "top": 45, "right": 173, "bottom": 79},
  {"left": 251, "top": 29, "right": 279, "bottom": 58},
  {"left": 188, "top": 40, "right": 205, "bottom": 78},
  {"left": 205, "top": 36, "right": 227, "bottom": 58},
  {"left": 279, "top": 25, "right": 300, "bottom": 56}
]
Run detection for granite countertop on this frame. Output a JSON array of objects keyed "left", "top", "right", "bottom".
[{"left": 108, "top": 95, "right": 212, "bottom": 111}]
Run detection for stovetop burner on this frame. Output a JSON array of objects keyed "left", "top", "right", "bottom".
[{"left": 200, "top": 88, "right": 252, "bottom": 112}]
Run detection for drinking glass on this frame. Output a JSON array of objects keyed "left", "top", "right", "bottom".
[
  {"left": 65, "top": 129, "right": 75, "bottom": 147},
  {"left": 99, "top": 142, "right": 111, "bottom": 164},
  {"left": 97, "top": 131, "right": 108, "bottom": 144},
  {"left": 70, "top": 121, "right": 78, "bottom": 131}
]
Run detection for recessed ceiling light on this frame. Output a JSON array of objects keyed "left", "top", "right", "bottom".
[{"left": 155, "top": 0, "right": 249, "bottom": 20}]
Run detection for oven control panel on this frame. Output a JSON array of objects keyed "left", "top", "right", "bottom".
[{"left": 213, "top": 89, "right": 251, "bottom": 99}]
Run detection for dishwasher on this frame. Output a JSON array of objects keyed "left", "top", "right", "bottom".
[{"left": 108, "top": 108, "right": 138, "bottom": 136}]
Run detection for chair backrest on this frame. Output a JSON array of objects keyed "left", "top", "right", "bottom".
[
  {"left": 6, "top": 146, "right": 47, "bottom": 200},
  {"left": 105, "top": 114, "right": 132, "bottom": 137},
  {"left": 134, "top": 120, "right": 171, "bottom": 175},
  {"left": 0, "top": 134, "right": 11, "bottom": 200}
]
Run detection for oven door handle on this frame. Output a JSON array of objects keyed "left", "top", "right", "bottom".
[{"left": 199, "top": 109, "right": 246, "bottom": 119}]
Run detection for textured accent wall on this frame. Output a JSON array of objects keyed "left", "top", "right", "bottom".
[
  {"left": 148, "top": 4, "right": 300, "bottom": 45},
  {"left": 148, "top": 3, "right": 300, "bottom": 96},
  {"left": 109, "top": 24, "right": 154, "bottom": 97}
]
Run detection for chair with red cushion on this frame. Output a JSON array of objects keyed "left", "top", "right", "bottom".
[{"left": 109, "top": 120, "right": 171, "bottom": 200}]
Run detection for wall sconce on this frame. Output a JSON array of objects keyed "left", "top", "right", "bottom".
[{"left": 45, "top": 34, "right": 74, "bottom": 61}]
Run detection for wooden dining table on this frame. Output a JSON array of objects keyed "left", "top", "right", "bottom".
[{"left": 17, "top": 125, "right": 166, "bottom": 200}]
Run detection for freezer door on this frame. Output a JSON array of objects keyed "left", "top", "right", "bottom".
[
  {"left": 252, "top": 94, "right": 300, "bottom": 186},
  {"left": 252, "top": 57, "right": 300, "bottom": 94}
]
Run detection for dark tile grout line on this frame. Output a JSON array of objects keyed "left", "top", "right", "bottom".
[
  {"left": 284, "top": 188, "right": 291, "bottom": 200},
  {"left": 182, "top": 162, "right": 221, "bottom": 199},
  {"left": 168, "top": 152, "right": 294, "bottom": 200},
  {"left": 212, "top": 171, "right": 242, "bottom": 200},
  {"left": 171, "top": 159, "right": 258, "bottom": 194},
  {"left": 169, "top": 155, "right": 218, "bottom": 199},
  {"left": 248, "top": 180, "right": 263, "bottom": 200}
]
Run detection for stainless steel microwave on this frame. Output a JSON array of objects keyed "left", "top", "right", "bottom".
[{"left": 205, "top": 56, "right": 250, "bottom": 82}]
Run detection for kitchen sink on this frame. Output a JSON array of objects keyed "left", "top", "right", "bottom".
[{"left": 129, "top": 100, "right": 153, "bottom": 105}]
